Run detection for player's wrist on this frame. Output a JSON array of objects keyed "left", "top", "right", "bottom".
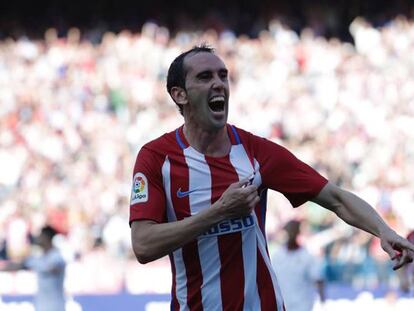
[
  {"left": 378, "top": 226, "right": 395, "bottom": 240},
  {"left": 210, "top": 199, "right": 228, "bottom": 222}
]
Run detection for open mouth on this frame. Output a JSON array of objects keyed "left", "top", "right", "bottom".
[{"left": 208, "top": 96, "right": 225, "bottom": 112}]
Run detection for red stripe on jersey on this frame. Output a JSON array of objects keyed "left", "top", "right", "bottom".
[
  {"left": 183, "top": 241, "right": 204, "bottom": 311},
  {"left": 257, "top": 247, "right": 277, "bottom": 310},
  {"left": 169, "top": 150, "right": 203, "bottom": 310},
  {"left": 218, "top": 233, "right": 244, "bottom": 310},
  {"left": 254, "top": 206, "right": 264, "bottom": 238},
  {"left": 255, "top": 188, "right": 269, "bottom": 241},
  {"left": 207, "top": 155, "right": 245, "bottom": 311},
  {"left": 169, "top": 254, "right": 180, "bottom": 311}
]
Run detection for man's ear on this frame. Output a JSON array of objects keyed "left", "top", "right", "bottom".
[{"left": 171, "top": 87, "right": 188, "bottom": 105}]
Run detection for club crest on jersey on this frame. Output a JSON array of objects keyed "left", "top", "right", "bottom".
[{"left": 131, "top": 173, "right": 148, "bottom": 204}]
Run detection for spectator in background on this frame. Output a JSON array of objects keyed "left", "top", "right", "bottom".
[
  {"left": 0, "top": 225, "right": 66, "bottom": 311},
  {"left": 272, "top": 219, "right": 325, "bottom": 311}
]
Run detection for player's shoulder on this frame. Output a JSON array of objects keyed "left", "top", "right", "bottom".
[
  {"left": 229, "top": 124, "right": 262, "bottom": 144},
  {"left": 230, "top": 124, "right": 279, "bottom": 143},
  {"left": 139, "top": 128, "right": 180, "bottom": 156},
  {"left": 230, "top": 124, "right": 254, "bottom": 139},
  {"left": 231, "top": 124, "right": 286, "bottom": 152},
  {"left": 143, "top": 130, "right": 175, "bottom": 150},
  {"left": 133, "top": 131, "right": 177, "bottom": 171}
]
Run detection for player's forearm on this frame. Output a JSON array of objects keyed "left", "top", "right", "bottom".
[
  {"left": 328, "top": 188, "right": 391, "bottom": 237},
  {"left": 131, "top": 202, "right": 226, "bottom": 264}
]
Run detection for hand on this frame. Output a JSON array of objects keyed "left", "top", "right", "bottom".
[
  {"left": 216, "top": 178, "right": 260, "bottom": 219},
  {"left": 380, "top": 230, "right": 414, "bottom": 270}
]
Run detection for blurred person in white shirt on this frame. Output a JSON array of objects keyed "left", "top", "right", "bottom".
[
  {"left": 271, "top": 219, "right": 325, "bottom": 311},
  {"left": 0, "top": 225, "right": 66, "bottom": 311}
]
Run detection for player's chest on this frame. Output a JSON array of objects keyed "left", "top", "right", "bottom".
[{"left": 164, "top": 146, "right": 257, "bottom": 215}]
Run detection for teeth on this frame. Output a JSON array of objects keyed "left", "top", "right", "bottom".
[{"left": 209, "top": 96, "right": 225, "bottom": 102}]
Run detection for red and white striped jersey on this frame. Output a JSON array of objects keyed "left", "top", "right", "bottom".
[{"left": 130, "top": 124, "right": 328, "bottom": 311}]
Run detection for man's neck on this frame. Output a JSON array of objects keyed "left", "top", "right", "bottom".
[
  {"left": 286, "top": 240, "right": 300, "bottom": 251},
  {"left": 41, "top": 245, "right": 54, "bottom": 254},
  {"left": 183, "top": 123, "right": 231, "bottom": 157}
]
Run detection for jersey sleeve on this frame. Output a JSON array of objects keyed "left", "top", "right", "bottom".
[
  {"left": 129, "top": 146, "right": 166, "bottom": 225},
  {"left": 253, "top": 136, "right": 328, "bottom": 207}
]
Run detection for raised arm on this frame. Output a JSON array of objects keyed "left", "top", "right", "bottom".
[
  {"left": 312, "top": 181, "right": 414, "bottom": 270},
  {"left": 131, "top": 180, "right": 259, "bottom": 264}
]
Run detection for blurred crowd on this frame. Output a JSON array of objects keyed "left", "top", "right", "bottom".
[{"left": 1, "top": 15, "right": 414, "bottom": 294}]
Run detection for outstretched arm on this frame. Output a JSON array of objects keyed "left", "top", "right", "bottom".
[{"left": 312, "top": 181, "right": 414, "bottom": 270}]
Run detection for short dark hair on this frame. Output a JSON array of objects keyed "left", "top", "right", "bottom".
[
  {"left": 166, "top": 44, "right": 215, "bottom": 115},
  {"left": 41, "top": 225, "right": 58, "bottom": 240}
]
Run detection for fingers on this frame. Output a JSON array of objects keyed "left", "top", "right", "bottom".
[
  {"left": 229, "top": 177, "right": 252, "bottom": 189},
  {"left": 229, "top": 174, "right": 256, "bottom": 189},
  {"left": 227, "top": 183, "right": 257, "bottom": 195},
  {"left": 392, "top": 249, "right": 413, "bottom": 270},
  {"left": 246, "top": 190, "right": 260, "bottom": 204},
  {"left": 240, "top": 197, "right": 260, "bottom": 216},
  {"left": 219, "top": 179, "right": 259, "bottom": 218},
  {"left": 382, "top": 235, "right": 414, "bottom": 270},
  {"left": 242, "top": 185, "right": 258, "bottom": 196},
  {"left": 251, "top": 195, "right": 260, "bottom": 208},
  {"left": 401, "top": 239, "right": 414, "bottom": 253},
  {"left": 382, "top": 241, "right": 398, "bottom": 260}
]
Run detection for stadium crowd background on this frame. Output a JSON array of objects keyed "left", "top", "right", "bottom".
[{"left": 1, "top": 0, "right": 414, "bottom": 303}]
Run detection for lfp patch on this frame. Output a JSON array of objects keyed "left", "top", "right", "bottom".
[{"left": 131, "top": 172, "right": 148, "bottom": 204}]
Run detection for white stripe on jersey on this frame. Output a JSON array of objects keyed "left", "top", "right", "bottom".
[
  {"left": 229, "top": 144, "right": 255, "bottom": 182},
  {"left": 242, "top": 229, "right": 261, "bottom": 311},
  {"left": 253, "top": 159, "right": 262, "bottom": 186},
  {"left": 197, "top": 238, "right": 223, "bottom": 311},
  {"left": 183, "top": 148, "right": 212, "bottom": 215},
  {"left": 162, "top": 156, "right": 177, "bottom": 222},
  {"left": 184, "top": 147, "right": 223, "bottom": 310},
  {"left": 162, "top": 157, "right": 188, "bottom": 310},
  {"left": 172, "top": 248, "right": 190, "bottom": 311},
  {"left": 229, "top": 145, "right": 261, "bottom": 311}
]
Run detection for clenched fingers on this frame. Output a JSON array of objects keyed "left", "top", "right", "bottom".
[{"left": 392, "top": 249, "right": 414, "bottom": 271}]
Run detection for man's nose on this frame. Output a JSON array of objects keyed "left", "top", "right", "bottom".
[{"left": 212, "top": 75, "right": 225, "bottom": 90}]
